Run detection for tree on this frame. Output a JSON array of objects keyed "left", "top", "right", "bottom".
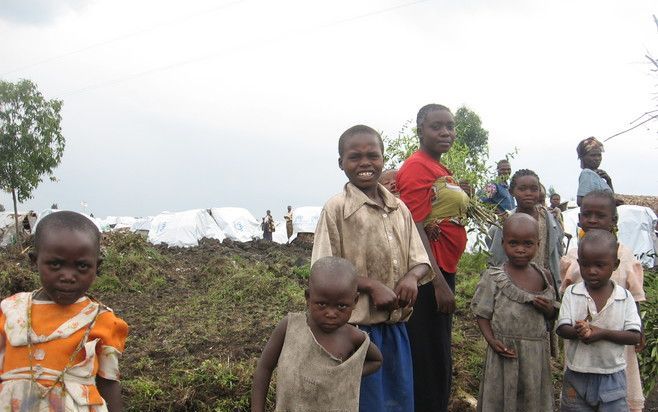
[{"left": 0, "top": 79, "right": 65, "bottom": 246}]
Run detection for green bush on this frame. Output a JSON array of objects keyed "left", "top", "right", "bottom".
[{"left": 639, "top": 267, "right": 658, "bottom": 395}]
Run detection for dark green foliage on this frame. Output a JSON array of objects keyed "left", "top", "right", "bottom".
[{"left": 639, "top": 267, "right": 658, "bottom": 395}]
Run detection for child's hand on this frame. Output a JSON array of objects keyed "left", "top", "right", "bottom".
[
  {"left": 394, "top": 274, "right": 418, "bottom": 308},
  {"left": 635, "top": 332, "right": 646, "bottom": 353},
  {"left": 425, "top": 224, "right": 441, "bottom": 242},
  {"left": 574, "top": 320, "right": 592, "bottom": 340},
  {"left": 532, "top": 296, "right": 555, "bottom": 318},
  {"left": 489, "top": 339, "right": 517, "bottom": 359},
  {"left": 368, "top": 281, "right": 398, "bottom": 311}
]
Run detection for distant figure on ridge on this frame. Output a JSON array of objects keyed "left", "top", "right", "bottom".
[
  {"left": 576, "top": 137, "right": 613, "bottom": 206},
  {"left": 284, "top": 206, "right": 293, "bottom": 243},
  {"left": 262, "top": 210, "right": 275, "bottom": 241}
]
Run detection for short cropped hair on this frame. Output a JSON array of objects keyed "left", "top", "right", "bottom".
[
  {"left": 416, "top": 104, "right": 451, "bottom": 130},
  {"left": 309, "top": 256, "right": 358, "bottom": 289},
  {"left": 579, "top": 228, "right": 618, "bottom": 257},
  {"left": 34, "top": 211, "right": 101, "bottom": 253},
  {"left": 338, "top": 125, "right": 384, "bottom": 157}
]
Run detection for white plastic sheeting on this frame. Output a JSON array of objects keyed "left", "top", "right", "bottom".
[
  {"left": 97, "top": 216, "right": 137, "bottom": 232},
  {"left": 148, "top": 209, "right": 225, "bottom": 247},
  {"left": 562, "top": 205, "right": 657, "bottom": 267},
  {"left": 292, "top": 206, "right": 322, "bottom": 233},
  {"left": 130, "top": 216, "right": 153, "bottom": 233},
  {"left": 210, "top": 207, "right": 261, "bottom": 242}
]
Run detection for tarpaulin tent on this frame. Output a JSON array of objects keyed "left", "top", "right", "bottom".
[
  {"left": 148, "top": 209, "right": 225, "bottom": 247},
  {"left": 210, "top": 207, "right": 261, "bottom": 242}
]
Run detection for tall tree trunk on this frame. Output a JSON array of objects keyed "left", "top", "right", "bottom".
[{"left": 11, "top": 187, "right": 20, "bottom": 248}]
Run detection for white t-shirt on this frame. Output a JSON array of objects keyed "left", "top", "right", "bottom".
[{"left": 557, "top": 281, "right": 641, "bottom": 374}]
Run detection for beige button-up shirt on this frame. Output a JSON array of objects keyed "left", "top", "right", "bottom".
[{"left": 312, "top": 183, "right": 433, "bottom": 325}]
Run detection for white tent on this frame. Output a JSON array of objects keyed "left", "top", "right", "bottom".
[
  {"left": 148, "top": 209, "right": 225, "bottom": 247},
  {"left": 210, "top": 207, "right": 261, "bottom": 242},
  {"left": 0, "top": 211, "right": 37, "bottom": 246},
  {"left": 562, "top": 205, "right": 657, "bottom": 267},
  {"left": 130, "top": 216, "right": 154, "bottom": 233},
  {"left": 292, "top": 206, "right": 322, "bottom": 233}
]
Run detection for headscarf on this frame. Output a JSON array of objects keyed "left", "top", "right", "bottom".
[{"left": 576, "top": 137, "right": 604, "bottom": 159}]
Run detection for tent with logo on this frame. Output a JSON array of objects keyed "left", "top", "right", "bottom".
[
  {"left": 210, "top": 207, "right": 261, "bottom": 242},
  {"left": 148, "top": 209, "right": 225, "bottom": 247}
]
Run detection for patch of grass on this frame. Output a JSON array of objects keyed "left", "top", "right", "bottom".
[
  {"left": 291, "top": 264, "right": 310, "bottom": 281},
  {"left": 100, "top": 232, "right": 169, "bottom": 293},
  {"left": 639, "top": 267, "right": 658, "bottom": 395}
]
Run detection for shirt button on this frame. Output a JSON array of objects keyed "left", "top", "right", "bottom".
[
  {"left": 393, "top": 259, "right": 398, "bottom": 264},
  {"left": 388, "top": 235, "right": 393, "bottom": 240},
  {"left": 382, "top": 213, "right": 388, "bottom": 218}
]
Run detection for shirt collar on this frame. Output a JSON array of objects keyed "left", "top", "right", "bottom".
[
  {"left": 343, "top": 182, "right": 398, "bottom": 219},
  {"left": 571, "top": 280, "right": 627, "bottom": 300}
]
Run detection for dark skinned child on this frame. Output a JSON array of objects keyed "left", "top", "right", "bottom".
[
  {"left": 557, "top": 229, "right": 641, "bottom": 412},
  {"left": 312, "top": 125, "right": 432, "bottom": 411},
  {"left": 560, "top": 190, "right": 646, "bottom": 411},
  {"left": 0, "top": 211, "right": 128, "bottom": 411},
  {"left": 251, "top": 257, "right": 383, "bottom": 411},
  {"left": 472, "top": 213, "right": 557, "bottom": 411}
]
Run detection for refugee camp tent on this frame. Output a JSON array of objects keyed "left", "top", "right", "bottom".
[
  {"left": 130, "top": 216, "right": 154, "bottom": 235},
  {"left": 291, "top": 206, "right": 322, "bottom": 233},
  {"left": 0, "top": 211, "right": 37, "bottom": 246},
  {"left": 270, "top": 206, "right": 322, "bottom": 244},
  {"left": 210, "top": 207, "right": 261, "bottom": 242},
  {"left": 562, "top": 205, "right": 657, "bottom": 267},
  {"left": 148, "top": 209, "right": 225, "bottom": 247}
]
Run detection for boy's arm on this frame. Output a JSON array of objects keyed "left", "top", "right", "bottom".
[
  {"left": 251, "top": 317, "right": 288, "bottom": 412},
  {"left": 476, "top": 317, "right": 516, "bottom": 358},
  {"left": 581, "top": 327, "right": 640, "bottom": 345},
  {"left": 414, "top": 222, "right": 455, "bottom": 314},
  {"left": 394, "top": 263, "right": 430, "bottom": 308},
  {"left": 350, "top": 326, "right": 382, "bottom": 376},
  {"left": 556, "top": 324, "right": 580, "bottom": 340},
  {"left": 97, "top": 377, "right": 122, "bottom": 412}
]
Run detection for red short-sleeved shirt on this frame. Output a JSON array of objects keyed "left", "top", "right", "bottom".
[{"left": 397, "top": 150, "right": 467, "bottom": 273}]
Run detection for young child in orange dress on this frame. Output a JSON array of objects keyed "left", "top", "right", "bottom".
[{"left": 0, "top": 211, "right": 129, "bottom": 411}]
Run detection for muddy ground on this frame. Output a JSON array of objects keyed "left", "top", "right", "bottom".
[{"left": 1, "top": 232, "right": 656, "bottom": 411}]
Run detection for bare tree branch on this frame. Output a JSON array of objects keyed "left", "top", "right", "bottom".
[{"left": 604, "top": 114, "right": 658, "bottom": 142}]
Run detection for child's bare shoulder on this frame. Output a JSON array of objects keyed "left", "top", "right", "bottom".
[{"left": 346, "top": 324, "right": 367, "bottom": 347}]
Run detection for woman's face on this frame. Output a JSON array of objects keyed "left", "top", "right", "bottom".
[
  {"left": 581, "top": 148, "right": 602, "bottom": 170},
  {"left": 419, "top": 109, "right": 455, "bottom": 158}
]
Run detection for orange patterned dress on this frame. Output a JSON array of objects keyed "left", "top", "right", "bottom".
[{"left": 0, "top": 292, "right": 128, "bottom": 411}]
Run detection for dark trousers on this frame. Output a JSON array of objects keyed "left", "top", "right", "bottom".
[{"left": 406, "top": 271, "right": 455, "bottom": 412}]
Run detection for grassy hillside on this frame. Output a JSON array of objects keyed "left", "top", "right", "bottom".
[{"left": 1, "top": 232, "right": 656, "bottom": 411}]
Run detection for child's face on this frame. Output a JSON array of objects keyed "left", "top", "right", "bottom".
[
  {"left": 306, "top": 275, "right": 357, "bottom": 334},
  {"left": 577, "top": 242, "right": 618, "bottom": 290},
  {"left": 581, "top": 148, "right": 602, "bottom": 169},
  {"left": 31, "top": 228, "right": 99, "bottom": 305},
  {"left": 512, "top": 175, "right": 540, "bottom": 210},
  {"left": 502, "top": 224, "right": 539, "bottom": 267},
  {"left": 579, "top": 197, "right": 616, "bottom": 232},
  {"left": 379, "top": 170, "right": 398, "bottom": 196},
  {"left": 339, "top": 133, "right": 384, "bottom": 192},
  {"left": 550, "top": 195, "right": 560, "bottom": 208}
]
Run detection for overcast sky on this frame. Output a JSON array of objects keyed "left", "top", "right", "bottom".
[{"left": 1, "top": 0, "right": 656, "bottom": 220}]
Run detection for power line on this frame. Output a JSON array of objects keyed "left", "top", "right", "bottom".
[
  {"left": 54, "top": 0, "right": 431, "bottom": 97},
  {"left": 0, "top": 0, "right": 247, "bottom": 76}
]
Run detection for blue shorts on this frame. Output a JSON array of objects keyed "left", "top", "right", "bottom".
[
  {"left": 358, "top": 323, "right": 414, "bottom": 412},
  {"left": 561, "top": 368, "right": 628, "bottom": 412}
]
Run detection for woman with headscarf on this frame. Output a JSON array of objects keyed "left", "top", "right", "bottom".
[{"left": 576, "top": 137, "right": 613, "bottom": 206}]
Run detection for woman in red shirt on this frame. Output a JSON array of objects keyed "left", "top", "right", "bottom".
[{"left": 396, "top": 103, "right": 469, "bottom": 412}]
